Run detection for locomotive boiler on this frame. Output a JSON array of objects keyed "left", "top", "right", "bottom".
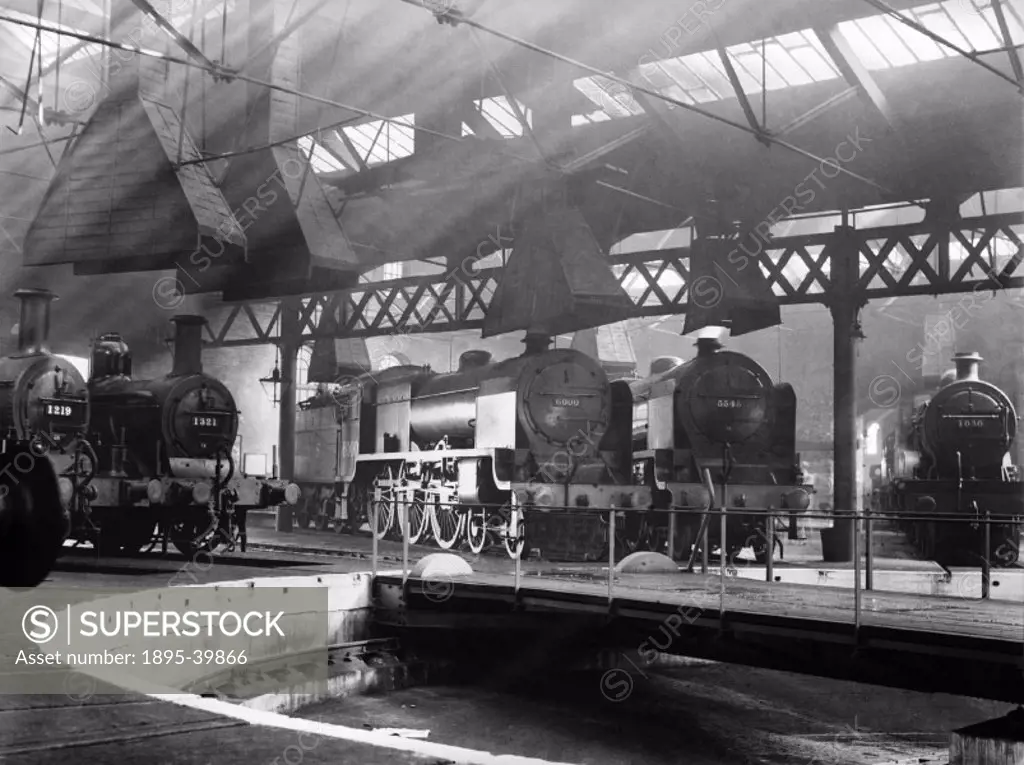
[
  {"left": 888, "top": 352, "right": 1022, "bottom": 566},
  {"left": 77, "top": 315, "right": 298, "bottom": 557},
  {"left": 629, "top": 332, "right": 812, "bottom": 564},
  {"left": 295, "top": 334, "right": 649, "bottom": 559},
  {"left": 0, "top": 289, "right": 92, "bottom": 587}
]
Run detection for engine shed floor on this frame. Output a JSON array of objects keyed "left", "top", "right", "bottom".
[{"left": 0, "top": 692, "right": 441, "bottom": 765}]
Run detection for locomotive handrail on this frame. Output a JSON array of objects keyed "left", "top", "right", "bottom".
[{"left": 213, "top": 449, "right": 236, "bottom": 488}]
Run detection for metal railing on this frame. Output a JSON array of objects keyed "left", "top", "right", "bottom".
[{"left": 357, "top": 476, "right": 1021, "bottom": 631}]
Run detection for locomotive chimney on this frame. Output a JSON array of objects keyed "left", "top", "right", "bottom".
[
  {"left": 14, "top": 288, "right": 56, "bottom": 355},
  {"left": 458, "top": 350, "right": 492, "bottom": 371},
  {"left": 522, "top": 333, "right": 552, "bottom": 356},
  {"left": 953, "top": 351, "right": 982, "bottom": 382},
  {"left": 696, "top": 337, "right": 723, "bottom": 357},
  {"left": 170, "top": 315, "right": 206, "bottom": 376}
]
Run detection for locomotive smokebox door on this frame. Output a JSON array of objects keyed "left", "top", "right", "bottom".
[
  {"left": 519, "top": 355, "right": 610, "bottom": 451},
  {"left": 687, "top": 361, "right": 770, "bottom": 444}
]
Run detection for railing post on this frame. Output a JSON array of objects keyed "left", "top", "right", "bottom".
[
  {"left": 853, "top": 508, "right": 861, "bottom": 634},
  {"left": 514, "top": 497, "right": 521, "bottom": 594},
  {"left": 865, "top": 499, "right": 874, "bottom": 591},
  {"left": 982, "top": 508, "right": 991, "bottom": 600},
  {"left": 702, "top": 515, "right": 709, "bottom": 575},
  {"left": 668, "top": 512, "right": 677, "bottom": 560},
  {"left": 719, "top": 502, "right": 726, "bottom": 620},
  {"left": 765, "top": 511, "right": 774, "bottom": 584},
  {"left": 371, "top": 496, "right": 378, "bottom": 577},
  {"left": 402, "top": 492, "right": 409, "bottom": 586},
  {"left": 608, "top": 507, "right": 616, "bottom": 604}
]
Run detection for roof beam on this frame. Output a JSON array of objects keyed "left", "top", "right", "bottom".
[
  {"left": 323, "top": 128, "right": 367, "bottom": 171},
  {"left": 0, "top": 0, "right": 102, "bottom": 31},
  {"left": 859, "top": 0, "right": 1024, "bottom": 95},
  {"left": 814, "top": 25, "right": 896, "bottom": 131},
  {"left": 991, "top": 0, "right": 1024, "bottom": 88},
  {"left": 127, "top": 0, "right": 224, "bottom": 74},
  {"left": 715, "top": 46, "right": 770, "bottom": 146}
]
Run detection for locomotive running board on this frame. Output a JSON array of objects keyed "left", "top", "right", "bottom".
[
  {"left": 168, "top": 458, "right": 232, "bottom": 479},
  {"left": 355, "top": 449, "right": 491, "bottom": 463}
]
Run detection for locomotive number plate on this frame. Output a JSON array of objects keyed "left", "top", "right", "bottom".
[
  {"left": 191, "top": 415, "right": 222, "bottom": 429},
  {"left": 45, "top": 403, "right": 74, "bottom": 417},
  {"left": 716, "top": 399, "right": 743, "bottom": 409},
  {"left": 956, "top": 419, "right": 986, "bottom": 428},
  {"left": 553, "top": 397, "right": 580, "bottom": 407}
]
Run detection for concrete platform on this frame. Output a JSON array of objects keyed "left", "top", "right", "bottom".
[{"left": 5, "top": 566, "right": 577, "bottom": 765}]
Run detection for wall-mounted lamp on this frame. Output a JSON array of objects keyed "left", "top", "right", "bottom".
[{"left": 260, "top": 348, "right": 282, "bottom": 407}]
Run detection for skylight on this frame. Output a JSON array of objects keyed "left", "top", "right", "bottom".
[
  {"left": 480, "top": 96, "right": 532, "bottom": 137},
  {"left": 0, "top": 10, "right": 102, "bottom": 67},
  {"left": 341, "top": 113, "right": 415, "bottom": 166},
  {"left": 574, "top": 0, "right": 1024, "bottom": 117},
  {"left": 0, "top": 2, "right": 237, "bottom": 74},
  {"left": 297, "top": 135, "right": 346, "bottom": 174}
]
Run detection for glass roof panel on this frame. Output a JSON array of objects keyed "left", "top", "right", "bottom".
[
  {"left": 835, "top": 20, "right": 892, "bottom": 69},
  {"left": 951, "top": 6, "right": 1004, "bottom": 49},
  {"left": 679, "top": 52, "right": 730, "bottom": 98},
  {"left": 730, "top": 52, "right": 768, "bottom": 93},
  {"left": 788, "top": 45, "right": 840, "bottom": 79},
  {"left": 654, "top": 58, "right": 704, "bottom": 90},
  {"left": 897, "top": 10, "right": 949, "bottom": 60},
  {"left": 1, "top": 10, "right": 103, "bottom": 67},
  {"left": 481, "top": 96, "right": 526, "bottom": 136},
  {"left": 767, "top": 46, "right": 815, "bottom": 85},
  {"left": 848, "top": 16, "right": 918, "bottom": 66},
  {"left": 297, "top": 136, "right": 346, "bottom": 173},
  {"left": 341, "top": 114, "right": 415, "bottom": 166}
]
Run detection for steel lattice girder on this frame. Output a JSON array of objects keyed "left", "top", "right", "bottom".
[{"left": 202, "top": 212, "right": 1024, "bottom": 347}]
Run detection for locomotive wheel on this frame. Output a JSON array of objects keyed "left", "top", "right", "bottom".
[
  {"left": 466, "top": 507, "right": 488, "bottom": 554},
  {"left": 993, "top": 539, "right": 1020, "bottom": 567},
  {"left": 0, "top": 449, "right": 64, "bottom": 588},
  {"left": 371, "top": 466, "right": 397, "bottom": 541},
  {"left": 429, "top": 489, "right": 464, "bottom": 550},
  {"left": 390, "top": 465, "right": 422, "bottom": 545},
  {"left": 406, "top": 490, "right": 430, "bottom": 546},
  {"left": 503, "top": 495, "right": 526, "bottom": 560}
]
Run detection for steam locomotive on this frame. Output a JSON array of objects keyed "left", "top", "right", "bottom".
[
  {"left": 70, "top": 315, "right": 300, "bottom": 557},
  {"left": 629, "top": 332, "right": 813, "bottom": 564},
  {"left": 884, "top": 352, "right": 1022, "bottom": 566},
  {"left": 0, "top": 289, "right": 93, "bottom": 586},
  {"left": 295, "top": 334, "right": 650, "bottom": 558}
]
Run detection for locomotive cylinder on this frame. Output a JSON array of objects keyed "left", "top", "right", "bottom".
[
  {"left": 14, "top": 288, "right": 55, "bottom": 355},
  {"left": 171, "top": 316, "right": 206, "bottom": 377}
]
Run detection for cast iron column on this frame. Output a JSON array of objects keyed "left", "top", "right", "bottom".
[
  {"left": 828, "top": 220, "right": 861, "bottom": 561},
  {"left": 278, "top": 297, "right": 300, "bottom": 481}
]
